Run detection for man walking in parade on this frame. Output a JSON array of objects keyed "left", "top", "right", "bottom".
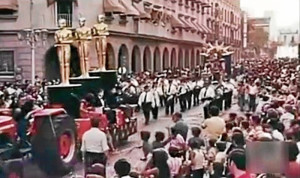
[
  {"left": 200, "top": 78, "right": 215, "bottom": 119},
  {"left": 223, "top": 76, "right": 235, "bottom": 110},
  {"left": 138, "top": 85, "right": 154, "bottom": 125},
  {"left": 165, "top": 80, "right": 177, "bottom": 115}
]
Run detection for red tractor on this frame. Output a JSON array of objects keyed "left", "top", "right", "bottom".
[{"left": 0, "top": 72, "right": 138, "bottom": 177}]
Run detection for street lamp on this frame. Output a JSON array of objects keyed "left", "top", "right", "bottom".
[{"left": 18, "top": 28, "right": 48, "bottom": 84}]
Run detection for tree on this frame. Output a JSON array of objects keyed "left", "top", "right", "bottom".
[{"left": 248, "top": 28, "right": 269, "bottom": 54}]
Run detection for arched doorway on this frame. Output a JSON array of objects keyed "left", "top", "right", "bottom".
[
  {"left": 171, "top": 48, "right": 176, "bottom": 69},
  {"left": 106, "top": 43, "right": 115, "bottom": 70},
  {"left": 131, "top": 46, "right": 141, "bottom": 73},
  {"left": 45, "top": 45, "right": 80, "bottom": 81},
  {"left": 178, "top": 49, "right": 184, "bottom": 69},
  {"left": 163, "top": 48, "right": 169, "bottom": 70},
  {"left": 184, "top": 49, "right": 190, "bottom": 68},
  {"left": 118, "top": 44, "right": 129, "bottom": 69},
  {"left": 196, "top": 50, "right": 200, "bottom": 66},
  {"left": 143, "top": 46, "right": 151, "bottom": 71},
  {"left": 191, "top": 49, "right": 195, "bottom": 69},
  {"left": 153, "top": 47, "right": 161, "bottom": 72}
]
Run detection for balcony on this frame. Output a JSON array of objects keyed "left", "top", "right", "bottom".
[{"left": 57, "top": 13, "right": 72, "bottom": 27}]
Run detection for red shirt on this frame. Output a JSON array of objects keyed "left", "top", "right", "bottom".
[
  {"left": 286, "top": 162, "right": 300, "bottom": 178},
  {"left": 238, "top": 173, "right": 252, "bottom": 178}
]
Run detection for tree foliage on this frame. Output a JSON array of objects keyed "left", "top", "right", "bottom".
[{"left": 249, "top": 28, "right": 269, "bottom": 53}]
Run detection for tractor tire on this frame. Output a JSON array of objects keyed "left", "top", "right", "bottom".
[{"left": 31, "top": 114, "right": 77, "bottom": 177}]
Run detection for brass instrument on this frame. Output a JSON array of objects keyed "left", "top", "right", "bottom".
[{"left": 92, "top": 15, "right": 109, "bottom": 71}]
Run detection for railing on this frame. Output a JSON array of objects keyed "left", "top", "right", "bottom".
[{"left": 57, "top": 13, "right": 72, "bottom": 27}]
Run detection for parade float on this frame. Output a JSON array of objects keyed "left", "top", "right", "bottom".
[
  {"left": 0, "top": 16, "right": 137, "bottom": 177},
  {"left": 200, "top": 41, "right": 234, "bottom": 80}
]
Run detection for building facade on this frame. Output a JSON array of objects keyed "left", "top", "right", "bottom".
[{"left": 0, "top": 0, "right": 242, "bottom": 81}]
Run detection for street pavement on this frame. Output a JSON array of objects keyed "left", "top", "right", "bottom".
[{"left": 21, "top": 102, "right": 241, "bottom": 178}]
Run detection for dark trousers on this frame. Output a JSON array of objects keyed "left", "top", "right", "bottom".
[
  {"left": 179, "top": 95, "right": 187, "bottom": 112},
  {"left": 152, "top": 106, "right": 158, "bottom": 119},
  {"left": 159, "top": 95, "right": 165, "bottom": 107},
  {"left": 214, "top": 97, "right": 223, "bottom": 112},
  {"left": 224, "top": 91, "right": 232, "bottom": 110},
  {"left": 249, "top": 94, "right": 256, "bottom": 112},
  {"left": 84, "top": 152, "right": 107, "bottom": 176},
  {"left": 143, "top": 109, "right": 150, "bottom": 124},
  {"left": 203, "top": 104, "right": 210, "bottom": 119},
  {"left": 192, "top": 169, "right": 204, "bottom": 178},
  {"left": 165, "top": 97, "right": 175, "bottom": 115},
  {"left": 193, "top": 89, "right": 201, "bottom": 106},
  {"left": 238, "top": 94, "right": 245, "bottom": 111},
  {"left": 186, "top": 91, "right": 192, "bottom": 109}
]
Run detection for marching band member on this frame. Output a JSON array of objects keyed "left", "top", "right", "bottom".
[
  {"left": 186, "top": 80, "right": 194, "bottom": 110},
  {"left": 152, "top": 83, "right": 160, "bottom": 120},
  {"left": 178, "top": 80, "right": 187, "bottom": 112},
  {"left": 165, "top": 80, "right": 177, "bottom": 115},
  {"left": 138, "top": 85, "right": 155, "bottom": 125},
  {"left": 200, "top": 78, "right": 215, "bottom": 119},
  {"left": 223, "top": 76, "right": 235, "bottom": 110},
  {"left": 193, "top": 79, "right": 202, "bottom": 106}
]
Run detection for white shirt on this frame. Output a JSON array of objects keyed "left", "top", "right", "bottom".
[
  {"left": 81, "top": 128, "right": 109, "bottom": 153},
  {"left": 152, "top": 89, "right": 160, "bottom": 107},
  {"left": 280, "top": 112, "right": 295, "bottom": 130},
  {"left": 138, "top": 91, "right": 154, "bottom": 107},
  {"left": 178, "top": 84, "right": 187, "bottom": 95},
  {"left": 200, "top": 86, "right": 215, "bottom": 100},
  {"left": 223, "top": 82, "right": 235, "bottom": 93},
  {"left": 166, "top": 84, "right": 178, "bottom": 95},
  {"left": 248, "top": 85, "right": 259, "bottom": 95},
  {"left": 272, "top": 130, "right": 284, "bottom": 141}
]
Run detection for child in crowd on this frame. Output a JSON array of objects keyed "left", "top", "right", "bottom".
[
  {"left": 140, "top": 131, "right": 152, "bottom": 161},
  {"left": 188, "top": 127, "right": 205, "bottom": 149},
  {"left": 152, "top": 131, "right": 168, "bottom": 149},
  {"left": 188, "top": 139, "right": 205, "bottom": 178}
]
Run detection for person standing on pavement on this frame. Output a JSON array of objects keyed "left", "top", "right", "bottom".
[
  {"left": 200, "top": 78, "right": 215, "bottom": 119},
  {"left": 201, "top": 106, "right": 226, "bottom": 140},
  {"left": 165, "top": 80, "right": 177, "bottom": 115},
  {"left": 223, "top": 76, "right": 235, "bottom": 110},
  {"left": 237, "top": 81, "right": 246, "bottom": 112},
  {"left": 81, "top": 117, "right": 109, "bottom": 176},
  {"left": 152, "top": 83, "right": 160, "bottom": 120},
  {"left": 138, "top": 85, "right": 155, "bottom": 125},
  {"left": 247, "top": 80, "right": 259, "bottom": 112},
  {"left": 212, "top": 80, "right": 224, "bottom": 112}
]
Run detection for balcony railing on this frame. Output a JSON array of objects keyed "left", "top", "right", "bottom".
[{"left": 57, "top": 13, "right": 73, "bottom": 27}]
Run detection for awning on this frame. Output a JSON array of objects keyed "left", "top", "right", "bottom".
[
  {"left": 178, "top": 14, "right": 191, "bottom": 30},
  {"left": 47, "top": 0, "right": 78, "bottom": 7},
  {"left": 120, "top": 0, "right": 140, "bottom": 16},
  {"left": 0, "top": 0, "right": 18, "bottom": 11},
  {"left": 190, "top": 17, "right": 201, "bottom": 33},
  {"left": 133, "top": 0, "right": 151, "bottom": 20},
  {"left": 201, "top": 0, "right": 211, "bottom": 8},
  {"left": 170, "top": 13, "right": 185, "bottom": 29},
  {"left": 104, "top": 0, "right": 125, "bottom": 14},
  {"left": 184, "top": 15, "right": 197, "bottom": 33}
]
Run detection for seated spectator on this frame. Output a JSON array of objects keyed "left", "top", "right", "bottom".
[
  {"left": 215, "top": 142, "right": 227, "bottom": 164},
  {"left": 167, "top": 147, "right": 183, "bottom": 178},
  {"left": 114, "top": 159, "right": 133, "bottom": 178},
  {"left": 227, "top": 149, "right": 251, "bottom": 178},
  {"left": 169, "top": 128, "right": 187, "bottom": 152},
  {"left": 188, "top": 127, "right": 205, "bottom": 148},
  {"left": 152, "top": 131, "right": 167, "bottom": 149},
  {"left": 187, "top": 139, "right": 205, "bottom": 178}
]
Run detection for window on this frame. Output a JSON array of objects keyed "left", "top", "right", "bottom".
[
  {"left": 0, "top": 51, "right": 14, "bottom": 76},
  {"left": 57, "top": 0, "right": 73, "bottom": 27}
]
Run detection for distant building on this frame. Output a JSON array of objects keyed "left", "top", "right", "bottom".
[
  {"left": 0, "top": 0, "right": 243, "bottom": 82},
  {"left": 248, "top": 17, "right": 271, "bottom": 34}
]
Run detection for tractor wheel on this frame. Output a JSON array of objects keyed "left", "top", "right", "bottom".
[{"left": 32, "top": 114, "right": 77, "bottom": 177}]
